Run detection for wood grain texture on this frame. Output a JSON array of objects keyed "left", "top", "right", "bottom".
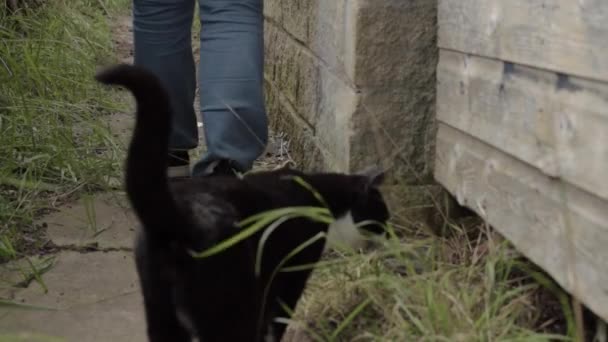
[
  {"left": 437, "top": 49, "right": 608, "bottom": 200},
  {"left": 434, "top": 123, "right": 608, "bottom": 321},
  {"left": 438, "top": 0, "right": 608, "bottom": 82}
]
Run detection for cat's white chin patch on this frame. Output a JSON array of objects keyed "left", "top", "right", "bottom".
[{"left": 324, "top": 211, "right": 366, "bottom": 252}]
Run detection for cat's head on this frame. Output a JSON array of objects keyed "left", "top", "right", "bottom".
[
  {"left": 317, "top": 166, "right": 391, "bottom": 252},
  {"left": 349, "top": 166, "right": 390, "bottom": 235},
  {"left": 271, "top": 164, "right": 391, "bottom": 250},
  {"left": 278, "top": 164, "right": 390, "bottom": 230}
]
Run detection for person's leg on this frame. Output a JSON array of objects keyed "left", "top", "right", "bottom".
[
  {"left": 193, "top": 0, "right": 268, "bottom": 176},
  {"left": 132, "top": 0, "right": 199, "bottom": 177}
]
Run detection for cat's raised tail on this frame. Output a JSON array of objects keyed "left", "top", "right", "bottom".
[{"left": 95, "top": 64, "right": 185, "bottom": 239}]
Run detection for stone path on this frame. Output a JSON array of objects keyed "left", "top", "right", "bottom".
[
  {"left": 0, "top": 189, "right": 145, "bottom": 341},
  {"left": 0, "top": 14, "right": 146, "bottom": 340},
  {"left": 0, "top": 13, "right": 293, "bottom": 342}
]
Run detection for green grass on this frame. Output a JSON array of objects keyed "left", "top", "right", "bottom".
[
  {"left": 0, "top": 0, "right": 130, "bottom": 261},
  {"left": 284, "top": 222, "right": 574, "bottom": 342}
]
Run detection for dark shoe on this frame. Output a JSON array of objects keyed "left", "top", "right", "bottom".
[
  {"left": 200, "top": 159, "right": 239, "bottom": 177},
  {"left": 168, "top": 150, "right": 191, "bottom": 178}
]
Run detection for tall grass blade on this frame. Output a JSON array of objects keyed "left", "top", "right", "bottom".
[{"left": 190, "top": 207, "right": 332, "bottom": 259}]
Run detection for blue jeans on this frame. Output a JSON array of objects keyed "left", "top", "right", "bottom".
[{"left": 132, "top": 0, "right": 268, "bottom": 175}]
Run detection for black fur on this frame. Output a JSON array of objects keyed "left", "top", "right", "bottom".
[{"left": 95, "top": 64, "right": 390, "bottom": 342}]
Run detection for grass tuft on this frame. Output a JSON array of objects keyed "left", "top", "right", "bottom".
[{"left": 284, "top": 222, "right": 573, "bottom": 341}]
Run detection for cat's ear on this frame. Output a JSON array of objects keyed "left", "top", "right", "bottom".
[{"left": 356, "top": 166, "right": 386, "bottom": 189}]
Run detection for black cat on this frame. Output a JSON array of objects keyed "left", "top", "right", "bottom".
[{"left": 95, "top": 64, "right": 390, "bottom": 342}]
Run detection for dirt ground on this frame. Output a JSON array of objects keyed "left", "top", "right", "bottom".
[{"left": 0, "top": 14, "right": 295, "bottom": 342}]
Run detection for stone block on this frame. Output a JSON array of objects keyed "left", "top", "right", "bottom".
[
  {"left": 353, "top": 0, "right": 438, "bottom": 87},
  {"left": 264, "top": 21, "right": 359, "bottom": 171},
  {"left": 265, "top": 0, "right": 355, "bottom": 82},
  {"left": 264, "top": 78, "right": 329, "bottom": 171},
  {"left": 264, "top": 22, "right": 318, "bottom": 125},
  {"left": 279, "top": 0, "right": 313, "bottom": 43},
  {"left": 263, "top": 0, "right": 439, "bottom": 206},
  {"left": 349, "top": 84, "right": 438, "bottom": 183},
  {"left": 263, "top": 0, "right": 283, "bottom": 23}
]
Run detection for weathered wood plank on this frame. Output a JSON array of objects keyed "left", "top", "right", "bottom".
[
  {"left": 437, "top": 49, "right": 608, "bottom": 200},
  {"left": 438, "top": 0, "right": 608, "bottom": 82},
  {"left": 434, "top": 123, "right": 608, "bottom": 321}
]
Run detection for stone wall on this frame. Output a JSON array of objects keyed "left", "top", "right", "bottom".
[{"left": 263, "top": 0, "right": 438, "bottom": 190}]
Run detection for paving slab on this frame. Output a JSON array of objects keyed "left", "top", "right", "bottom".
[
  {"left": 107, "top": 111, "right": 134, "bottom": 147},
  {"left": 0, "top": 291, "right": 145, "bottom": 342},
  {"left": 42, "top": 192, "right": 138, "bottom": 250},
  {"left": 0, "top": 251, "right": 144, "bottom": 342},
  {"left": 0, "top": 256, "right": 55, "bottom": 301},
  {"left": 2, "top": 251, "right": 138, "bottom": 308}
]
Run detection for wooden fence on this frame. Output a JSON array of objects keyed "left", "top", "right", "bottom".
[{"left": 434, "top": 0, "right": 608, "bottom": 321}]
